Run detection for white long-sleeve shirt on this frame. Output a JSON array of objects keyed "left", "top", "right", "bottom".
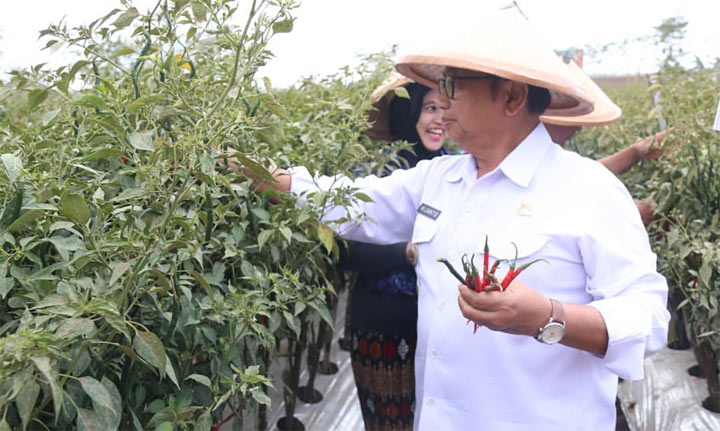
[{"left": 290, "top": 123, "right": 669, "bottom": 431}]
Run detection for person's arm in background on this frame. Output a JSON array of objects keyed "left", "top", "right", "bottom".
[
  {"left": 339, "top": 241, "right": 417, "bottom": 273},
  {"left": 599, "top": 129, "right": 670, "bottom": 176}
]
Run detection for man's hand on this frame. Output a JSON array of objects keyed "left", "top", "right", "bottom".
[
  {"left": 457, "top": 281, "right": 550, "bottom": 337},
  {"left": 215, "top": 146, "right": 291, "bottom": 200}
]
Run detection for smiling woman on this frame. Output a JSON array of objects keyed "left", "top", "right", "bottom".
[{"left": 339, "top": 75, "right": 448, "bottom": 431}]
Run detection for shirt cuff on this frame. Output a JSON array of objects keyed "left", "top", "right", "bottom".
[
  {"left": 288, "top": 166, "right": 315, "bottom": 197},
  {"left": 589, "top": 295, "right": 670, "bottom": 380}
]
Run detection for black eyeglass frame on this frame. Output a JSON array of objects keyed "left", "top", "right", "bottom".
[{"left": 438, "top": 75, "right": 496, "bottom": 99}]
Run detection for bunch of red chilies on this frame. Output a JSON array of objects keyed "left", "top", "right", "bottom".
[{"left": 437, "top": 236, "right": 545, "bottom": 333}]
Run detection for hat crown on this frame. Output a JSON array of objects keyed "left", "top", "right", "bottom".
[{"left": 395, "top": 8, "right": 594, "bottom": 117}]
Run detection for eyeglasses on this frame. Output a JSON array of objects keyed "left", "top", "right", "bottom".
[{"left": 438, "top": 75, "right": 495, "bottom": 99}]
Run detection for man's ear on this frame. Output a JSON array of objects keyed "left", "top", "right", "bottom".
[{"left": 504, "top": 81, "right": 529, "bottom": 117}]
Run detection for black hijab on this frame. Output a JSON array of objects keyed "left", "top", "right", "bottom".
[{"left": 388, "top": 83, "right": 447, "bottom": 168}]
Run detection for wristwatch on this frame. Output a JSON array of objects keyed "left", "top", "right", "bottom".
[{"left": 536, "top": 298, "right": 565, "bottom": 344}]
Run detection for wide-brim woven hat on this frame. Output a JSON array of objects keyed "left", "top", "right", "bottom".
[
  {"left": 540, "top": 59, "right": 622, "bottom": 126},
  {"left": 365, "top": 72, "right": 413, "bottom": 141},
  {"left": 395, "top": 8, "right": 594, "bottom": 118}
]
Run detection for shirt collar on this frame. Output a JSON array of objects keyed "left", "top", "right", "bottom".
[
  {"left": 442, "top": 153, "right": 476, "bottom": 183},
  {"left": 497, "top": 122, "right": 554, "bottom": 188},
  {"left": 442, "top": 123, "right": 554, "bottom": 186}
]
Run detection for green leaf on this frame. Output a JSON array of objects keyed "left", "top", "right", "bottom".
[
  {"left": 80, "top": 148, "right": 124, "bottom": 161},
  {"left": 48, "top": 235, "right": 84, "bottom": 261},
  {"left": 195, "top": 409, "right": 212, "bottom": 431},
  {"left": 0, "top": 418, "right": 11, "bottom": 431},
  {"left": 101, "top": 377, "right": 122, "bottom": 430},
  {"left": 156, "top": 422, "right": 173, "bottom": 431},
  {"left": 4, "top": 210, "right": 43, "bottom": 233},
  {"left": 191, "top": 270, "right": 213, "bottom": 298},
  {"left": 257, "top": 229, "right": 273, "bottom": 249},
  {"left": 699, "top": 260, "right": 712, "bottom": 288},
  {"left": 308, "top": 301, "right": 334, "bottom": 327},
  {"left": 354, "top": 192, "right": 374, "bottom": 203},
  {"left": 110, "top": 188, "right": 146, "bottom": 202},
  {"left": 42, "top": 108, "right": 62, "bottom": 125},
  {"left": 1, "top": 154, "right": 23, "bottom": 183},
  {"left": 234, "top": 154, "right": 276, "bottom": 183},
  {"left": 294, "top": 301, "right": 306, "bottom": 316},
  {"left": 109, "top": 261, "right": 131, "bottom": 286},
  {"left": 251, "top": 207, "right": 270, "bottom": 221},
  {"left": 133, "top": 330, "right": 167, "bottom": 376},
  {"left": 165, "top": 355, "right": 179, "bottom": 389},
  {"left": 32, "top": 293, "right": 69, "bottom": 309},
  {"left": 0, "top": 276, "right": 14, "bottom": 299},
  {"left": 129, "top": 130, "right": 155, "bottom": 151},
  {"left": 317, "top": 224, "right": 335, "bottom": 254},
  {"left": 279, "top": 226, "right": 292, "bottom": 243},
  {"left": 16, "top": 380, "right": 40, "bottom": 431},
  {"left": 186, "top": 374, "right": 212, "bottom": 388},
  {"left": 113, "top": 7, "right": 139, "bottom": 29},
  {"left": 272, "top": 18, "right": 294, "bottom": 34},
  {"left": 61, "top": 193, "right": 91, "bottom": 226},
  {"left": 31, "top": 357, "right": 63, "bottom": 419},
  {"left": 186, "top": 27, "right": 197, "bottom": 42},
  {"left": 112, "top": 47, "right": 136, "bottom": 57},
  {"left": 394, "top": 87, "right": 410, "bottom": 99},
  {"left": 71, "top": 94, "right": 106, "bottom": 109},
  {"left": 283, "top": 310, "right": 301, "bottom": 338},
  {"left": 77, "top": 408, "right": 105, "bottom": 431},
  {"left": 191, "top": 1, "right": 207, "bottom": 21},
  {"left": 127, "top": 95, "right": 165, "bottom": 114},
  {"left": 27, "top": 88, "right": 49, "bottom": 112},
  {"left": 251, "top": 388, "right": 271, "bottom": 405},
  {"left": 68, "top": 60, "right": 90, "bottom": 84},
  {"left": 56, "top": 318, "right": 96, "bottom": 339},
  {"left": 79, "top": 376, "right": 120, "bottom": 429}
]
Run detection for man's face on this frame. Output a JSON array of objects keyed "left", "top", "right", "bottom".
[{"left": 437, "top": 67, "right": 505, "bottom": 148}]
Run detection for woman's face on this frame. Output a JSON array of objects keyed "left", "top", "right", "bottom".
[{"left": 415, "top": 89, "right": 445, "bottom": 152}]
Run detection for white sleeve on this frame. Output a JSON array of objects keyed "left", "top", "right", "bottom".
[
  {"left": 582, "top": 178, "right": 670, "bottom": 380},
  {"left": 288, "top": 163, "right": 428, "bottom": 244}
]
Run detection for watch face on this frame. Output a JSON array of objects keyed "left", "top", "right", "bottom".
[{"left": 541, "top": 323, "right": 565, "bottom": 344}]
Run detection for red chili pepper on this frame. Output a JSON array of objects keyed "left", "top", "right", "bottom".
[
  {"left": 499, "top": 243, "right": 520, "bottom": 288},
  {"left": 500, "top": 258, "right": 548, "bottom": 289},
  {"left": 499, "top": 269, "right": 514, "bottom": 290},
  {"left": 489, "top": 259, "right": 504, "bottom": 276}
]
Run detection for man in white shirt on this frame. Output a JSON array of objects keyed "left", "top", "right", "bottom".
[{"left": 239, "top": 11, "right": 670, "bottom": 431}]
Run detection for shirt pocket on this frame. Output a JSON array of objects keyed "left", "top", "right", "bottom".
[{"left": 411, "top": 215, "right": 440, "bottom": 244}]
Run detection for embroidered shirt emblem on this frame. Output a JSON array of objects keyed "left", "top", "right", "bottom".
[{"left": 517, "top": 203, "right": 534, "bottom": 216}]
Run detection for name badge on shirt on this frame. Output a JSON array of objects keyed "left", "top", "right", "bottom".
[{"left": 418, "top": 203, "right": 441, "bottom": 220}]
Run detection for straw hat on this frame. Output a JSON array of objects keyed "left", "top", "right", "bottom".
[
  {"left": 540, "top": 58, "right": 622, "bottom": 126},
  {"left": 365, "top": 72, "right": 413, "bottom": 141},
  {"left": 395, "top": 8, "right": 594, "bottom": 118}
]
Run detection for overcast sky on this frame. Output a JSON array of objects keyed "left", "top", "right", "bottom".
[{"left": 1, "top": 0, "right": 718, "bottom": 87}]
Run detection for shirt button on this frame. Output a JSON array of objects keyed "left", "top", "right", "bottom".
[
  {"left": 438, "top": 299, "right": 446, "bottom": 309},
  {"left": 428, "top": 398, "right": 436, "bottom": 405},
  {"left": 431, "top": 349, "right": 439, "bottom": 359}
]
